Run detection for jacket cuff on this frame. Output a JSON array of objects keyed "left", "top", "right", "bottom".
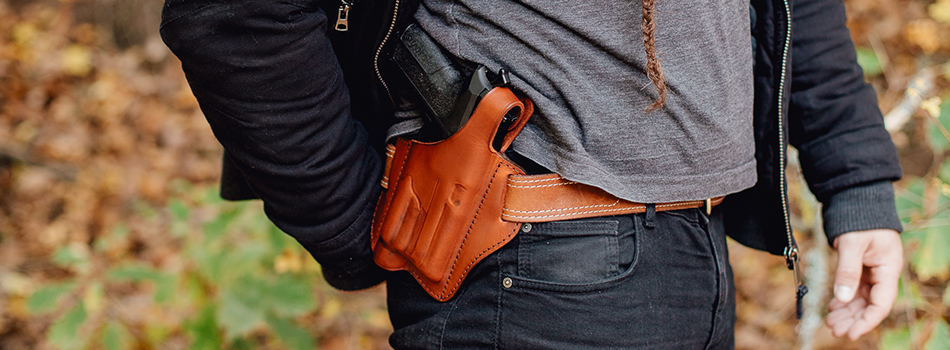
[
  {"left": 320, "top": 254, "right": 389, "bottom": 291},
  {"left": 298, "top": 188, "right": 388, "bottom": 291},
  {"left": 822, "top": 180, "right": 903, "bottom": 247}
]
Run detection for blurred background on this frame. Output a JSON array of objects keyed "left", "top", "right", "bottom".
[{"left": 0, "top": 0, "right": 947, "bottom": 349}]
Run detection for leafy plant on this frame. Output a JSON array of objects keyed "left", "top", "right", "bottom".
[
  {"left": 885, "top": 96, "right": 950, "bottom": 349},
  {"left": 25, "top": 182, "right": 320, "bottom": 350},
  {"left": 856, "top": 46, "right": 883, "bottom": 78}
]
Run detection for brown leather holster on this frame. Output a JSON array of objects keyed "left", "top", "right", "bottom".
[{"left": 371, "top": 87, "right": 533, "bottom": 302}]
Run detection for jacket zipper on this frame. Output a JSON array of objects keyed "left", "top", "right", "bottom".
[
  {"left": 373, "top": 0, "right": 401, "bottom": 102},
  {"left": 777, "top": 0, "right": 808, "bottom": 319},
  {"left": 334, "top": 0, "right": 399, "bottom": 101},
  {"left": 334, "top": 0, "right": 352, "bottom": 32}
]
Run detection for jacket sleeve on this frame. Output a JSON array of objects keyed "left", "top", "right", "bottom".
[
  {"left": 160, "top": 0, "right": 387, "bottom": 290},
  {"left": 787, "top": 0, "right": 903, "bottom": 245}
]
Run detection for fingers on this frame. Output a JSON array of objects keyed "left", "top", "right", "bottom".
[
  {"left": 828, "top": 297, "right": 847, "bottom": 311},
  {"left": 826, "top": 295, "right": 867, "bottom": 337},
  {"left": 845, "top": 266, "right": 900, "bottom": 339},
  {"left": 833, "top": 234, "right": 869, "bottom": 303},
  {"left": 827, "top": 229, "right": 904, "bottom": 340},
  {"left": 830, "top": 315, "right": 856, "bottom": 337},
  {"left": 830, "top": 285, "right": 898, "bottom": 340},
  {"left": 847, "top": 303, "right": 890, "bottom": 340}
]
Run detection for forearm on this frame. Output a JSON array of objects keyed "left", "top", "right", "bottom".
[
  {"left": 160, "top": 0, "right": 385, "bottom": 289},
  {"left": 788, "top": 0, "right": 902, "bottom": 237},
  {"left": 787, "top": 0, "right": 901, "bottom": 198}
]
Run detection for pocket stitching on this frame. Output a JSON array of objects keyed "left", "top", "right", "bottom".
[
  {"left": 663, "top": 209, "right": 702, "bottom": 223},
  {"left": 509, "top": 219, "right": 639, "bottom": 293},
  {"left": 516, "top": 220, "right": 619, "bottom": 283}
]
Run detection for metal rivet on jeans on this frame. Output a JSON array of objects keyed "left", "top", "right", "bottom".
[
  {"left": 502, "top": 277, "right": 513, "bottom": 288},
  {"left": 521, "top": 223, "right": 532, "bottom": 233}
]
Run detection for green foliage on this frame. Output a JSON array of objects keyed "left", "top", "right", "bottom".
[
  {"left": 878, "top": 320, "right": 950, "bottom": 350},
  {"left": 186, "top": 305, "right": 222, "bottom": 350},
  {"left": 26, "top": 281, "right": 75, "bottom": 314},
  {"left": 905, "top": 222, "right": 950, "bottom": 281},
  {"left": 215, "top": 274, "right": 315, "bottom": 337},
  {"left": 51, "top": 244, "right": 90, "bottom": 272},
  {"left": 267, "top": 275, "right": 317, "bottom": 317},
  {"left": 218, "top": 287, "right": 265, "bottom": 338},
  {"left": 855, "top": 46, "right": 883, "bottom": 77},
  {"left": 202, "top": 205, "right": 243, "bottom": 241},
  {"left": 169, "top": 198, "right": 190, "bottom": 221},
  {"left": 880, "top": 326, "right": 912, "bottom": 350},
  {"left": 927, "top": 97, "right": 950, "bottom": 153},
  {"left": 899, "top": 178, "right": 950, "bottom": 281},
  {"left": 95, "top": 225, "right": 130, "bottom": 252},
  {"left": 926, "top": 319, "right": 950, "bottom": 350},
  {"left": 26, "top": 183, "right": 322, "bottom": 349},
  {"left": 896, "top": 274, "right": 927, "bottom": 309},
  {"left": 132, "top": 199, "right": 160, "bottom": 221},
  {"left": 108, "top": 265, "right": 176, "bottom": 304},
  {"left": 896, "top": 179, "right": 927, "bottom": 225},
  {"left": 172, "top": 186, "right": 320, "bottom": 347},
  {"left": 169, "top": 199, "right": 191, "bottom": 237},
  {"left": 894, "top": 95, "right": 950, "bottom": 349},
  {"left": 47, "top": 302, "right": 88, "bottom": 350},
  {"left": 230, "top": 338, "right": 256, "bottom": 350},
  {"left": 266, "top": 314, "right": 316, "bottom": 350},
  {"left": 940, "top": 161, "right": 950, "bottom": 190},
  {"left": 101, "top": 321, "right": 134, "bottom": 350}
]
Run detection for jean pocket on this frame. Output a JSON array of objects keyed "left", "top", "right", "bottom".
[{"left": 516, "top": 218, "right": 631, "bottom": 286}]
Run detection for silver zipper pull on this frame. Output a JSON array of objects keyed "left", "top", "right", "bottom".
[
  {"left": 785, "top": 246, "right": 809, "bottom": 319},
  {"left": 335, "top": 2, "right": 351, "bottom": 32}
]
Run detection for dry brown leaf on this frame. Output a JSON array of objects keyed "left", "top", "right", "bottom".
[
  {"left": 904, "top": 19, "right": 945, "bottom": 54},
  {"left": 931, "top": 0, "right": 950, "bottom": 24},
  {"left": 60, "top": 44, "right": 91, "bottom": 77}
]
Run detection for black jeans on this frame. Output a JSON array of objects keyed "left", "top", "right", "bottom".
[{"left": 387, "top": 208, "right": 736, "bottom": 349}]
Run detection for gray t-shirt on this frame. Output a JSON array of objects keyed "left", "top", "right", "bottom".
[{"left": 415, "top": 0, "right": 756, "bottom": 203}]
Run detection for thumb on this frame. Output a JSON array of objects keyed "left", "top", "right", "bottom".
[{"left": 833, "top": 234, "right": 869, "bottom": 303}]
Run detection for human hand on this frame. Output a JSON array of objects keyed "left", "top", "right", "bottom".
[{"left": 825, "top": 229, "right": 903, "bottom": 340}]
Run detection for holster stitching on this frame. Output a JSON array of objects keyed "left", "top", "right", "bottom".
[
  {"left": 438, "top": 161, "right": 502, "bottom": 299},
  {"left": 444, "top": 161, "right": 521, "bottom": 298}
]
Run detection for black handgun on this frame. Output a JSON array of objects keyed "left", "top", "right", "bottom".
[{"left": 392, "top": 24, "right": 510, "bottom": 139}]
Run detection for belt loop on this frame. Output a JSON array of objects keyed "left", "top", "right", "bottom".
[{"left": 644, "top": 204, "right": 656, "bottom": 228}]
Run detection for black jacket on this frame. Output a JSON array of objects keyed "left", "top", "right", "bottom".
[{"left": 160, "top": 0, "right": 902, "bottom": 291}]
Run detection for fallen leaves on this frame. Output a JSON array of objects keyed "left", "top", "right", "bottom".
[
  {"left": 60, "top": 44, "right": 92, "bottom": 77},
  {"left": 903, "top": 19, "right": 946, "bottom": 54},
  {"left": 930, "top": 0, "right": 950, "bottom": 24}
]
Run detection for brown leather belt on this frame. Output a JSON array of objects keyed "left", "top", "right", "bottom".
[
  {"left": 502, "top": 173, "right": 724, "bottom": 222},
  {"left": 380, "top": 153, "right": 726, "bottom": 224}
]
